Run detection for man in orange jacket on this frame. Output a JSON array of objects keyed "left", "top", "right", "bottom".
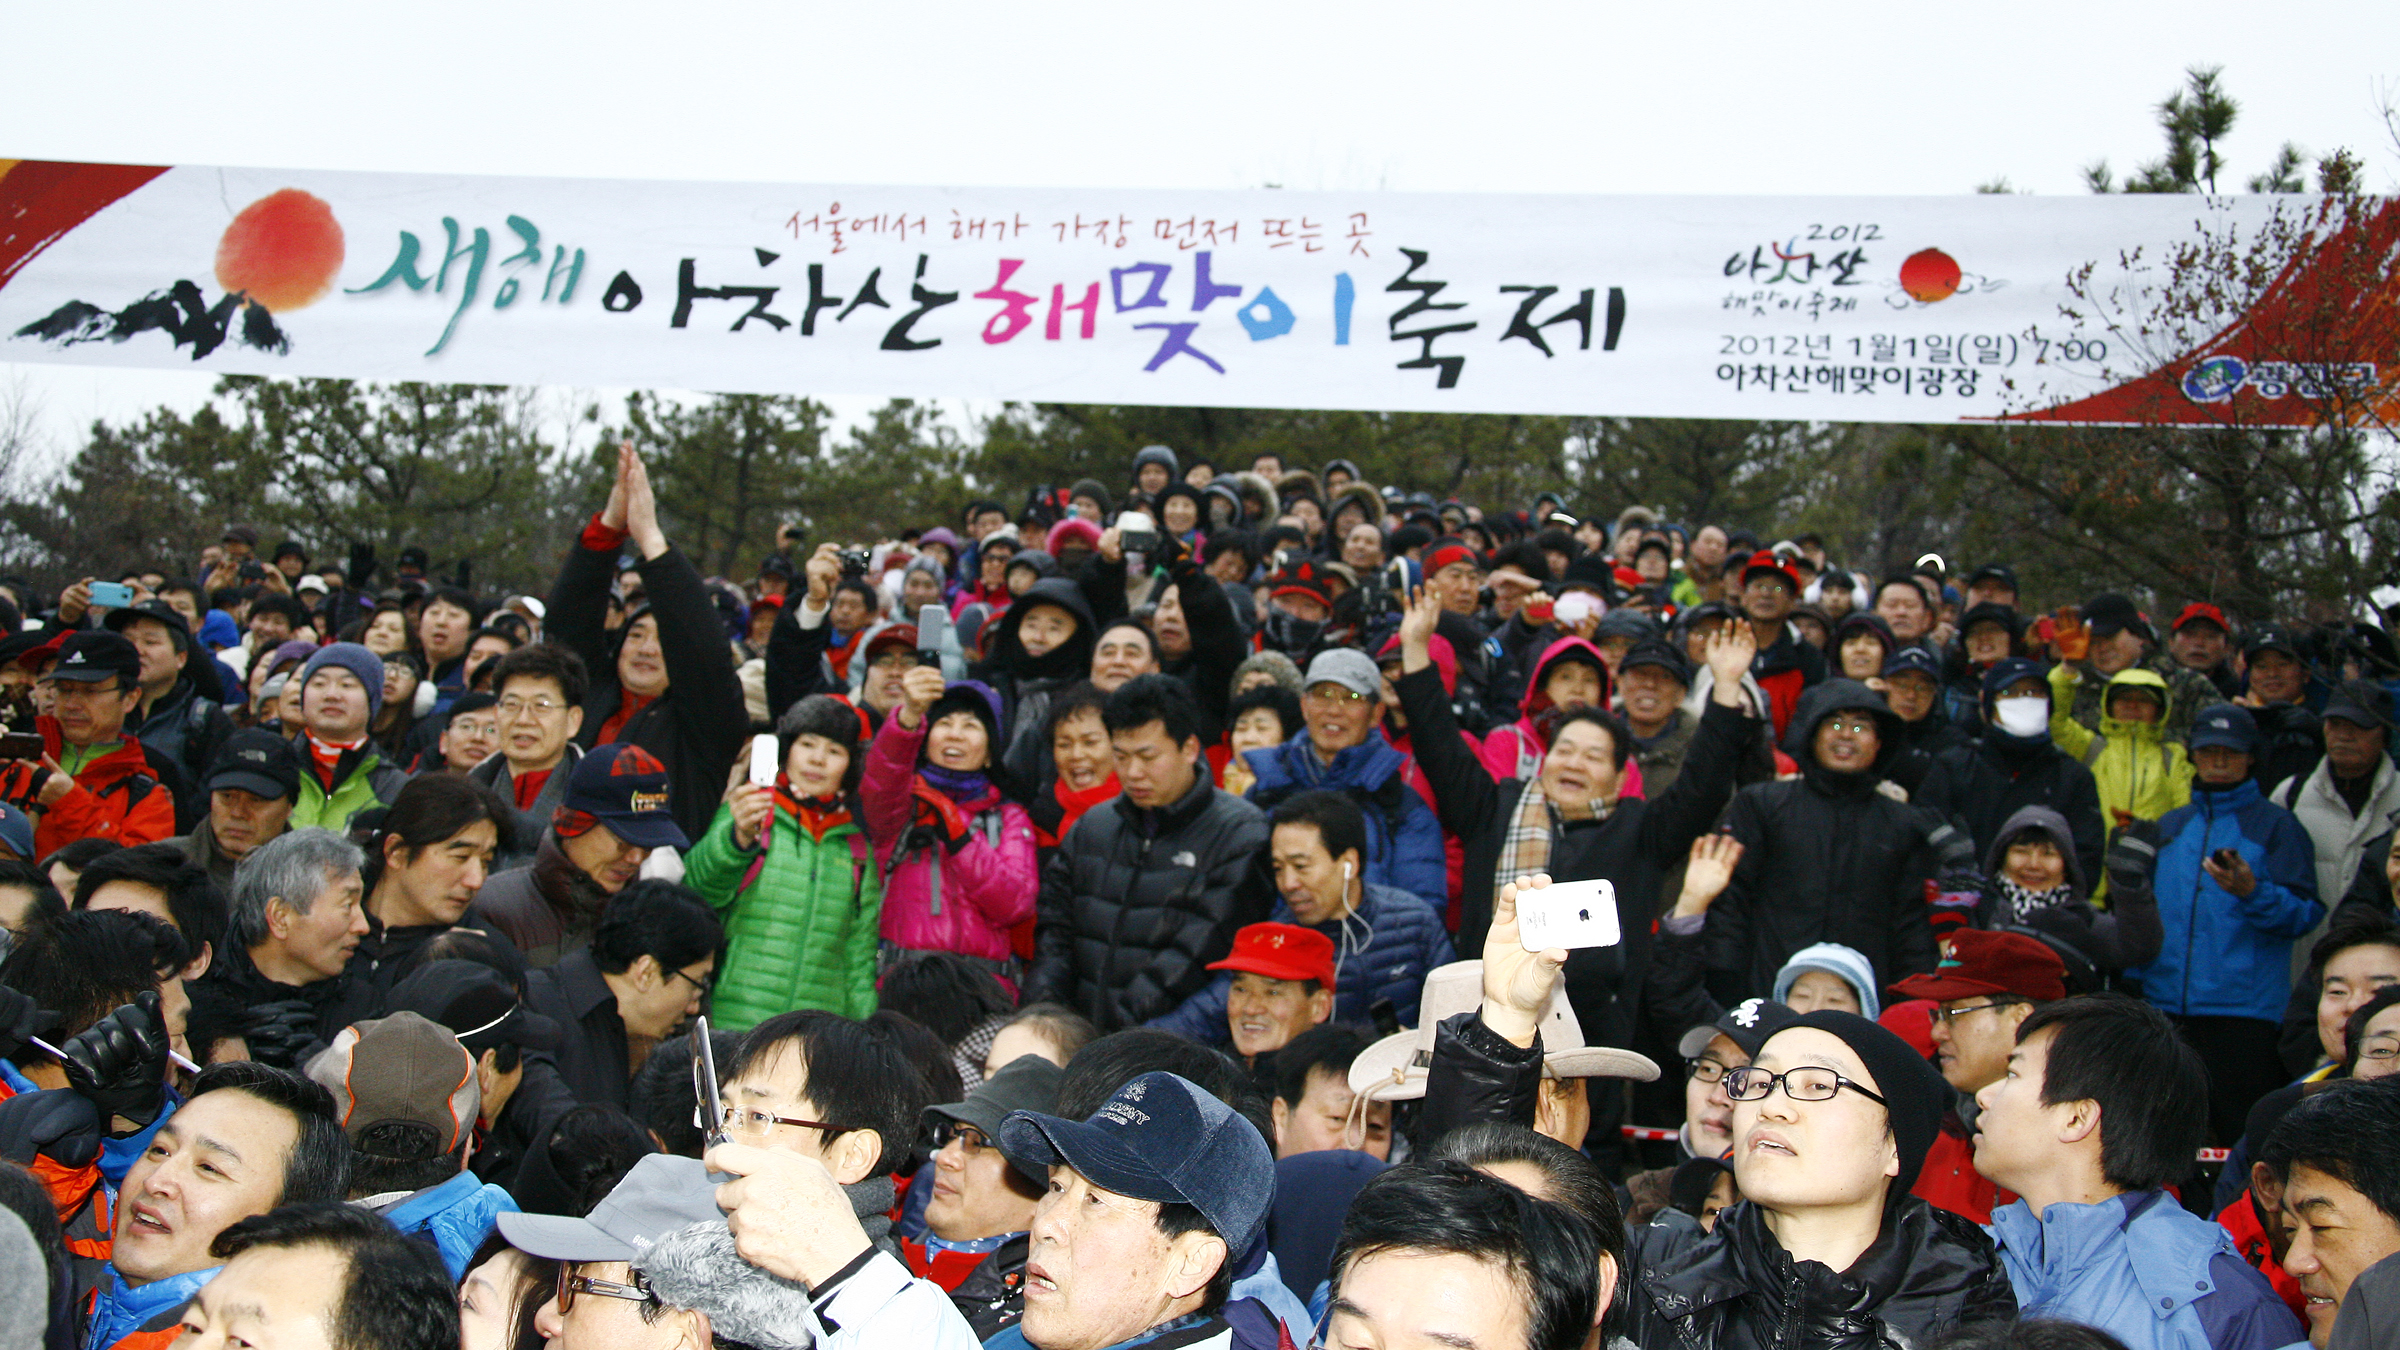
[{"left": 9, "top": 633, "right": 176, "bottom": 858}]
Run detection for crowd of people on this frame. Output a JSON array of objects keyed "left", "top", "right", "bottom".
[{"left": 1, "top": 438, "right": 2398, "bottom": 1350}]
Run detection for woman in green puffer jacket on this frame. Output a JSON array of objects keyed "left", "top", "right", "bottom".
[{"left": 683, "top": 695, "right": 882, "bottom": 1026}]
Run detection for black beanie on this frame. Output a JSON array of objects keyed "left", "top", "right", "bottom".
[
  {"left": 777, "top": 694, "right": 870, "bottom": 792},
  {"left": 1773, "top": 1010, "right": 1948, "bottom": 1202}
]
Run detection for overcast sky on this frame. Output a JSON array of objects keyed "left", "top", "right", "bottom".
[{"left": 4, "top": 0, "right": 2394, "bottom": 463}]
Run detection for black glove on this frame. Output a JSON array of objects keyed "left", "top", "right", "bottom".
[
  {"left": 239, "top": 1000, "right": 323, "bottom": 1069},
  {"left": 61, "top": 991, "right": 171, "bottom": 1132},
  {"left": 2104, "top": 817, "right": 2162, "bottom": 895},
  {"left": 0, "top": 1082, "right": 101, "bottom": 1169},
  {"left": 0, "top": 985, "right": 57, "bottom": 1063},
  {"left": 448, "top": 558, "right": 474, "bottom": 590},
  {"left": 347, "top": 541, "right": 377, "bottom": 591}
]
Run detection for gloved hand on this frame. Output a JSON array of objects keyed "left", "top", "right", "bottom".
[
  {"left": 2104, "top": 817, "right": 2162, "bottom": 895},
  {"left": 61, "top": 991, "right": 171, "bottom": 1132},
  {"left": 0, "top": 985, "right": 57, "bottom": 1063},
  {"left": 0, "top": 1082, "right": 102, "bottom": 1169},
  {"left": 239, "top": 1000, "right": 323, "bottom": 1068}
]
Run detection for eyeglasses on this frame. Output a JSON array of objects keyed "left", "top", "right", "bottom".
[
  {"left": 2356, "top": 1037, "right": 2398, "bottom": 1064},
  {"left": 1303, "top": 685, "right": 1372, "bottom": 706},
  {"left": 932, "top": 1120, "right": 993, "bottom": 1154},
  {"left": 1821, "top": 717, "right": 1880, "bottom": 736},
  {"left": 1931, "top": 1000, "right": 2023, "bottom": 1024},
  {"left": 716, "top": 1103, "right": 852, "bottom": 1140},
  {"left": 557, "top": 1265, "right": 655, "bottom": 1313},
  {"left": 1722, "top": 1065, "right": 1889, "bottom": 1107},
  {"left": 667, "top": 965, "right": 714, "bottom": 996},
  {"left": 869, "top": 651, "right": 920, "bottom": 670},
  {"left": 1685, "top": 1058, "right": 1733, "bottom": 1085},
  {"left": 498, "top": 696, "right": 568, "bottom": 719}
]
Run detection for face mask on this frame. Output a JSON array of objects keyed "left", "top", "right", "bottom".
[
  {"left": 1993, "top": 696, "right": 2049, "bottom": 738},
  {"left": 1263, "top": 609, "right": 1324, "bottom": 657}
]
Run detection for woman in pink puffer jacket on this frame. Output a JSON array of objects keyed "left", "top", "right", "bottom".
[{"left": 860, "top": 667, "right": 1040, "bottom": 976}]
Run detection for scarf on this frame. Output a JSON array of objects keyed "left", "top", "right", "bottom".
[
  {"left": 305, "top": 731, "right": 368, "bottom": 789},
  {"left": 1496, "top": 783, "right": 1562, "bottom": 903},
  {"left": 1040, "top": 773, "right": 1119, "bottom": 848},
  {"left": 1993, "top": 875, "right": 2075, "bottom": 926},
  {"left": 848, "top": 1173, "right": 898, "bottom": 1251},
  {"left": 773, "top": 784, "right": 855, "bottom": 843},
  {"left": 920, "top": 764, "right": 992, "bottom": 803}
]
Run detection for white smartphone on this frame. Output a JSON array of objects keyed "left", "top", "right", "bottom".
[
  {"left": 1517, "top": 878, "right": 1622, "bottom": 951},
  {"left": 748, "top": 733, "right": 779, "bottom": 789}
]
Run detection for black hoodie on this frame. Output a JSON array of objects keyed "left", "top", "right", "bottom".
[
  {"left": 1703, "top": 680, "right": 1968, "bottom": 1002},
  {"left": 971, "top": 576, "right": 1096, "bottom": 785}
]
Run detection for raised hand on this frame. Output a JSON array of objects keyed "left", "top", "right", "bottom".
[
  {"left": 1674, "top": 832, "right": 1745, "bottom": 918},
  {"left": 1398, "top": 585, "right": 1442, "bottom": 672},
  {"left": 1481, "top": 873, "right": 1567, "bottom": 1049},
  {"left": 896, "top": 664, "right": 946, "bottom": 728}
]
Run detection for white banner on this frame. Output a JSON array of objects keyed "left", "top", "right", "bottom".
[{"left": 2, "top": 159, "right": 2393, "bottom": 425}]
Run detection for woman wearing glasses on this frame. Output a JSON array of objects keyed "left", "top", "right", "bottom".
[{"left": 1621, "top": 1010, "right": 2017, "bottom": 1349}]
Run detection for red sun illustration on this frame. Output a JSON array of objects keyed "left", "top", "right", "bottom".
[
  {"left": 1898, "top": 248, "right": 1962, "bottom": 303},
  {"left": 214, "top": 189, "right": 344, "bottom": 312}
]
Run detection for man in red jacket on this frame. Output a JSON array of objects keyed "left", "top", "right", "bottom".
[
  {"left": 10, "top": 632, "right": 175, "bottom": 857},
  {"left": 1887, "top": 929, "right": 2067, "bottom": 1223}
]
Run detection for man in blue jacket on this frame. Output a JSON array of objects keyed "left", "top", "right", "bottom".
[
  {"left": 1242, "top": 649, "right": 1448, "bottom": 916},
  {"left": 1149, "top": 790, "right": 1453, "bottom": 1045},
  {"left": 2127, "top": 703, "right": 2323, "bottom": 1145},
  {"left": 1975, "top": 993, "right": 2304, "bottom": 1350}
]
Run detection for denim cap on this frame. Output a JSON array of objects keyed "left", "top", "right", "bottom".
[
  {"left": 498, "top": 1153, "right": 721, "bottom": 1262},
  {"left": 2189, "top": 702, "right": 2258, "bottom": 754},
  {"left": 997, "top": 1070, "right": 1274, "bottom": 1253}
]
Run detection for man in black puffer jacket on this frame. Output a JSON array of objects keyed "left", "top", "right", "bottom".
[
  {"left": 1698, "top": 679, "right": 1972, "bottom": 1006},
  {"left": 547, "top": 444, "right": 747, "bottom": 846},
  {"left": 1021, "top": 674, "right": 1271, "bottom": 1030}
]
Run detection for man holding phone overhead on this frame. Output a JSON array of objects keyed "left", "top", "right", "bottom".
[{"left": 4, "top": 632, "right": 177, "bottom": 856}]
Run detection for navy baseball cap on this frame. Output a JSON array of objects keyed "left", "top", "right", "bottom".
[
  {"left": 1882, "top": 647, "right": 1941, "bottom": 681},
  {"left": 998, "top": 1071, "right": 1274, "bottom": 1252},
  {"left": 2190, "top": 703, "right": 2258, "bottom": 754},
  {"left": 0, "top": 801, "right": 33, "bottom": 860},
  {"left": 562, "top": 743, "right": 688, "bottom": 850}
]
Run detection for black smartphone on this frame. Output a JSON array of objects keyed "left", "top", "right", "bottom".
[
  {"left": 2210, "top": 848, "right": 2239, "bottom": 869},
  {"left": 0, "top": 731, "right": 43, "bottom": 760}
]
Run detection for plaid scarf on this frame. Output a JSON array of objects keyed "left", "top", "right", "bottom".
[
  {"left": 1495, "top": 783, "right": 1560, "bottom": 901},
  {"left": 1493, "top": 777, "right": 1613, "bottom": 903}
]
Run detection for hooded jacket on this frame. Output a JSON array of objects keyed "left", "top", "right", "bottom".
[
  {"left": 970, "top": 577, "right": 1096, "bottom": 786},
  {"left": 549, "top": 525, "right": 749, "bottom": 844},
  {"left": 1242, "top": 730, "right": 1447, "bottom": 914},
  {"left": 2047, "top": 665, "right": 2194, "bottom": 825},
  {"left": 860, "top": 713, "right": 1039, "bottom": 964},
  {"left": 1749, "top": 621, "right": 1829, "bottom": 740},
  {"left": 1396, "top": 664, "right": 1744, "bottom": 1058},
  {"left": 1703, "top": 681, "right": 1961, "bottom": 1004},
  {"left": 1623, "top": 1199, "right": 2016, "bottom": 1350},
  {"left": 1987, "top": 1190, "right": 2302, "bottom": 1350},
  {"left": 683, "top": 794, "right": 883, "bottom": 1025},
  {"left": 2128, "top": 777, "right": 2322, "bottom": 1022},
  {"left": 1915, "top": 660, "right": 2107, "bottom": 889},
  {"left": 1480, "top": 636, "right": 1609, "bottom": 781},
  {"left": 1021, "top": 769, "right": 1272, "bottom": 1030},
  {"left": 1967, "top": 804, "right": 2163, "bottom": 972}
]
